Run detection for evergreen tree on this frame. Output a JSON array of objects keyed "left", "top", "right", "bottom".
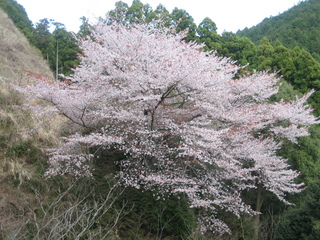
[
  {"left": 78, "top": 16, "right": 91, "bottom": 37},
  {"left": 126, "top": 0, "right": 145, "bottom": 23},
  {"left": 255, "top": 37, "right": 275, "bottom": 70},
  {"left": 33, "top": 18, "right": 54, "bottom": 60},
  {"left": 220, "top": 32, "right": 256, "bottom": 66},
  {"left": 292, "top": 47, "right": 320, "bottom": 92},
  {"left": 107, "top": 1, "right": 129, "bottom": 24},
  {"left": 51, "top": 23, "right": 80, "bottom": 77},
  {"left": 197, "top": 17, "right": 221, "bottom": 51},
  {"left": 169, "top": 7, "right": 197, "bottom": 41},
  {"left": 271, "top": 40, "right": 296, "bottom": 80},
  {"left": 238, "top": 0, "right": 320, "bottom": 62},
  {"left": 145, "top": 4, "right": 170, "bottom": 23}
]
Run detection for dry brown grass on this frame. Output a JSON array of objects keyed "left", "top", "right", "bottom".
[
  {"left": 0, "top": 9, "right": 126, "bottom": 240},
  {"left": 0, "top": 9, "right": 52, "bottom": 83},
  {"left": 0, "top": 8, "right": 70, "bottom": 239}
]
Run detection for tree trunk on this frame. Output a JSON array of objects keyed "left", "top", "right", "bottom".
[{"left": 254, "top": 185, "right": 264, "bottom": 239}]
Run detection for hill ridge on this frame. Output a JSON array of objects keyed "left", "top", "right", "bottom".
[{"left": 237, "top": 0, "right": 320, "bottom": 61}]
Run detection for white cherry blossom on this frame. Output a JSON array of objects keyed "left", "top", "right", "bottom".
[{"left": 16, "top": 19, "right": 319, "bottom": 234}]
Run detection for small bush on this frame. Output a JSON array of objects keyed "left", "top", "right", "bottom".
[
  {"left": 7, "top": 140, "right": 41, "bottom": 162},
  {"left": 118, "top": 187, "right": 196, "bottom": 240}
]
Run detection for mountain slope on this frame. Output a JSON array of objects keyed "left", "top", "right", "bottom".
[
  {"left": 237, "top": 0, "right": 320, "bottom": 61},
  {"left": 0, "top": 8, "right": 58, "bottom": 239},
  {"left": 0, "top": 0, "right": 34, "bottom": 42},
  {"left": 0, "top": 8, "right": 52, "bottom": 81}
]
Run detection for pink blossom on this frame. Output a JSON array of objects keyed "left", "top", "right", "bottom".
[{"left": 15, "top": 18, "right": 319, "bottom": 234}]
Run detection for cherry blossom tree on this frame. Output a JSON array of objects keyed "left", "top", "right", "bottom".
[{"left": 15, "top": 18, "right": 319, "bottom": 234}]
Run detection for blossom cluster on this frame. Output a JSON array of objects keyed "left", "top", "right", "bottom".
[{"left": 17, "top": 19, "right": 319, "bottom": 234}]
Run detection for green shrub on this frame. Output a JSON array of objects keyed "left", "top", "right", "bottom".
[
  {"left": 7, "top": 140, "right": 42, "bottom": 163},
  {"left": 118, "top": 187, "right": 196, "bottom": 240}
]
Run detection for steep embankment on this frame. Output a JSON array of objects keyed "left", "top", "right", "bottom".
[
  {"left": 0, "top": 8, "right": 52, "bottom": 80},
  {"left": 0, "top": 8, "right": 57, "bottom": 239}
]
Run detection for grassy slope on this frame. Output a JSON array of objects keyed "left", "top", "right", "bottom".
[
  {"left": 0, "top": 9, "right": 128, "bottom": 240},
  {"left": 0, "top": 9, "right": 52, "bottom": 80},
  {"left": 0, "top": 8, "right": 59, "bottom": 239}
]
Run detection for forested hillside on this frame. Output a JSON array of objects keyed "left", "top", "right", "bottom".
[
  {"left": 238, "top": 0, "right": 320, "bottom": 61},
  {"left": 1, "top": 0, "right": 320, "bottom": 239}
]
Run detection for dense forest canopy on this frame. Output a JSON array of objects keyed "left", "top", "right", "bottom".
[
  {"left": 238, "top": 0, "right": 320, "bottom": 61},
  {"left": 1, "top": 0, "right": 320, "bottom": 239}
]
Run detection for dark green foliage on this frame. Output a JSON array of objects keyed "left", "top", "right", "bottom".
[
  {"left": 220, "top": 32, "right": 256, "bottom": 66},
  {"left": 197, "top": 23, "right": 320, "bottom": 115},
  {"left": 0, "top": 135, "right": 7, "bottom": 148},
  {"left": 91, "top": 148, "right": 196, "bottom": 239},
  {"left": 7, "top": 140, "right": 32, "bottom": 157},
  {"left": 7, "top": 140, "right": 42, "bottom": 164},
  {"left": 270, "top": 41, "right": 296, "bottom": 79},
  {"left": 33, "top": 19, "right": 81, "bottom": 77},
  {"left": 107, "top": 1, "right": 198, "bottom": 42},
  {"left": 197, "top": 17, "right": 222, "bottom": 51},
  {"left": 33, "top": 18, "right": 53, "bottom": 59},
  {"left": 228, "top": 38, "right": 320, "bottom": 116},
  {"left": 255, "top": 37, "right": 275, "bottom": 70},
  {"left": 78, "top": 16, "right": 92, "bottom": 37},
  {"left": 234, "top": 0, "right": 320, "bottom": 114},
  {"left": 145, "top": 4, "right": 170, "bottom": 23},
  {"left": 51, "top": 23, "right": 81, "bottom": 76},
  {"left": 107, "top": 1, "right": 129, "bottom": 23},
  {"left": 238, "top": 0, "right": 320, "bottom": 62},
  {"left": 278, "top": 125, "right": 320, "bottom": 185},
  {"left": 108, "top": 0, "right": 156, "bottom": 25},
  {"left": 275, "top": 182, "right": 320, "bottom": 240},
  {"left": 270, "top": 80, "right": 302, "bottom": 102},
  {"left": 169, "top": 7, "right": 197, "bottom": 41},
  {"left": 118, "top": 188, "right": 196, "bottom": 240},
  {"left": 126, "top": 0, "right": 145, "bottom": 23}
]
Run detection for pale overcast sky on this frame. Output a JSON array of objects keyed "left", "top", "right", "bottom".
[{"left": 16, "top": 0, "right": 303, "bottom": 34}]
